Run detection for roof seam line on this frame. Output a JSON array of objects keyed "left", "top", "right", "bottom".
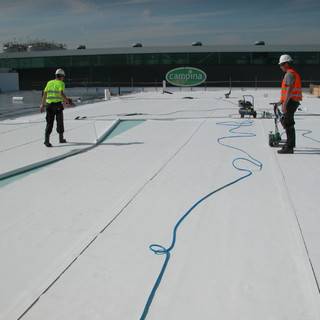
[{"left": 17, "top": 118, "right": 205, "bottom": 319}]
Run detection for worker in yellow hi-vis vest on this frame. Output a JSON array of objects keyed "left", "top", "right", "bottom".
[{"left": 40, "top": 68, "right": 73, "bottom": 147}]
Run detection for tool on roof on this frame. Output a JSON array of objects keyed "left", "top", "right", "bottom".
[
  {"left": 238, "top": 95, "right": 257, "bottom": 118},
  {"left": 268, "top": 102, "right": 285, "bottom": 147}
]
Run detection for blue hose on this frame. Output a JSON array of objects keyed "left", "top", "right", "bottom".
[
  {"left": 280, "top": 128, "right": 320, "bottom": 145},
  {"left": 140, "top": 120, "right": 262, "bottom": 319},
  {"left": 297, "top": 129, "right": 320, "bottom": 144}
]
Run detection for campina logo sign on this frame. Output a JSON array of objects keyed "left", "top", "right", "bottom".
[{"left": 166, "top": 67, "right": 207, "bottom": 87}]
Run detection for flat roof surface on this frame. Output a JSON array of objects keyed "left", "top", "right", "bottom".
[
  {"left": 1, "top": 44, "right": 320, "bottom": 59},
  {"left": 1, "top": 88, "right": 320, "bottom": 319}
]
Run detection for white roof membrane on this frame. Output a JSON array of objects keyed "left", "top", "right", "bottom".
[{"left": 0, "top": 88, "right": 319, "bottom": 320}]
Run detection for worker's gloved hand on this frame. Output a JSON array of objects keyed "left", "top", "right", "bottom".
[
  {"left": 66, "top": 98, "right": 75, "bottom": 106},
  {"left": 40, "top": 104, "right": 45, "bottom": 113}
]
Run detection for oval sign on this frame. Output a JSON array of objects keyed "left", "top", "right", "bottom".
[{"left": 166, "top": 67, "right": 207, "bottom": 87}]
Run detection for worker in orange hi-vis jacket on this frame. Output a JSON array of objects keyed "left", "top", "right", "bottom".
[{"left": 277, "top": 54, "right": 302, "bottom": 154}]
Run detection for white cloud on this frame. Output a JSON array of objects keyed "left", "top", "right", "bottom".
[
  {"left": 65, "top": 0, "right": 97, "bottom": 14},
  {"left": 115, "top": 0, "right": 157, "bottom": 5},
  {"left": 140, "top": 9, "right": 235, "bottom": 26},
  {"left": 142, "top": 8, "right": 152, "bottom": 17}
]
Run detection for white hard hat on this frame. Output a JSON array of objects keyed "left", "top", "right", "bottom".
[
  {"left": 279, "top": 54, "right": 293, "bottom": 65},
  {"left": 55, "top": 68, "right": 65, "bottom": 76}
]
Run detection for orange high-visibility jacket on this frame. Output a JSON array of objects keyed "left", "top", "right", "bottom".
[{"left": 280, "top": 68, "right": 302, "bottom": 103}]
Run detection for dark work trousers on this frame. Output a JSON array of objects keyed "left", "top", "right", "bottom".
[
  {"left": 45, "top": 102, "right": 64, "bottom": 139},
  {"left": 281, "top": 99, "right": 300, "bottom": 148}
]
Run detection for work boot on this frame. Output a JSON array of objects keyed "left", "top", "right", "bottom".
[
  {"left": 44, "top": 134, "right": 52, "bottom": 147},
  {"left": 277, "top": 146, "right": 294, "bottom": 154},
  {"left": 59, "top": 134, "right": 67, "bottom": 143},
  {"left": 44, "top": 141, "right": 53, "bottom": 147}
]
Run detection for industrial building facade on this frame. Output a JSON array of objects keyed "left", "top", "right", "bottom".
[{"left": 0, "top": 45, "right": 319, "bottom": 90}]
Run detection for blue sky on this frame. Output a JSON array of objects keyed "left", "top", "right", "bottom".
[{"left": 0, "top": 0, "right": 319, "bottom": 49}]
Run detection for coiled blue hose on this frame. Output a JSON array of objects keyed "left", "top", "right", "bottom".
[{"left": 140, "top": 120, "right": 262, "bottom": 319}]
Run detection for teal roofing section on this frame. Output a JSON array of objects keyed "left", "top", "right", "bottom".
[{"left": 1, "top": 45, "right": 320, "bottom": 59}]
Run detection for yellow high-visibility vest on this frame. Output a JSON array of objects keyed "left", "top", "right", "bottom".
[{"left": 44, "top": 79, "right": 65, "bottom": 103}]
